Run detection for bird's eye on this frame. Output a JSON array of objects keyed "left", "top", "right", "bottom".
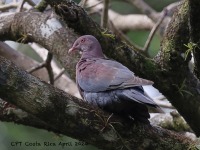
[{"left": 81, "top": 39, "right": 85, "bottom": 43}]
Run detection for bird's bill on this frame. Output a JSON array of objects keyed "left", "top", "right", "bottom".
[{"left": 68, "top": 47, "right": 76, "bottom": 54}]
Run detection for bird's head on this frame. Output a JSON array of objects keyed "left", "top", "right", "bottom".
[{"left": 68, "top": 35, "right": 104, "bottom": 59}]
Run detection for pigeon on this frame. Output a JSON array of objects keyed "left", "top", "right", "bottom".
[{"left": 69, "top": 35, "right": 158, "bottom": 124}]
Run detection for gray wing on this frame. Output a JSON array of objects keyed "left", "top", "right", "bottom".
[{"left": 77, "top": 58, "right": 153, "bottom": 92}]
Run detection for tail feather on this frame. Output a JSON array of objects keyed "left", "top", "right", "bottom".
[
  {"left": 130, "top": 103, "right": 150, "bottom": 124},
  {"left": 122, "top": 89, "right": 158, "bottom": 107}
]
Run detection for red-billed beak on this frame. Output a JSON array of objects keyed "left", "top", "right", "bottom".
[{"left": 68, "top": 47, "right": 76, "bottom": 54}]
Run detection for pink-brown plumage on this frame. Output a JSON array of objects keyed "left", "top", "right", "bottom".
[{"left": 69, "top": 35, "right": 158, "bottom": 124}]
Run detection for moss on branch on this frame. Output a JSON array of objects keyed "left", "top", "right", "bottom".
[
  {"left": 0, "top": 56, "right": 195, "bottom": 149},
  {"left": 43, "top": 0, "right": 200, "bottom": 136}
]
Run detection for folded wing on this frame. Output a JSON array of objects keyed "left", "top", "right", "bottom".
[{"left": 77, "top": 58, "right": 153, "bottom": 92}]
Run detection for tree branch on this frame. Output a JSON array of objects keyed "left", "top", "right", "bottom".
[
  {"left": 0, "top": 56, "right": 195, "bottom": 149},
  {"left": 0, "top": 41, "right": 78, "bottom": 97},
  {"left": 0, "top": 0, "right": 200, "bottom": 143},
  {"left": 108, "top": 20, "right": 143, "bottom": 53},
  {"left": 0, "top": 2, "right": 18, "bottom": 11},
  {"left": 158, "top": 0, "right": 200, "bottom": 136},
  {"left": 126, "top": 0, "right": 159, "bottom": 22},
  {"left": 0, "top": 41, "right": 48, "bottom": 81},
  {"left": 0, "top": 99, "right": 60, "bottom": 134},
  {"left": 28, "top": 42, "right": 80, "bottom": 97},
  {"left": 143, "top": 9, "right": 167, "bottom": 54},
  {"left": 0, "top": 0, "right": 33, "bottom": 11},
  {"left": 0, "top": 11, "right": 78, "bottom": 79},
  {"left": 86, "top": 0, "right": 154, "bottom": 31},
  {"left": 28, "top": 52, "right": 54, "bottom": 84},
  {"left": 1, "top": 0, "right": 200, "bottom": 136},
  {"left": 188, "top": 0, "right": 200, "bottom": 79},
  {"left": 126, "top": 0, "right": 172, "bottom": 35},
  {"left": 101, "top": 0, "right": 109, "bottom": 28},
  {"left": 16, "top": 0, "right": 26, "bottom": 12},
  {"left": 42, "top": 0, "right": 200, "bottom": 136}
]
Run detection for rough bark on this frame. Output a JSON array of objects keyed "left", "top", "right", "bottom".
[
  {"left": 0, "top": 56, "right": 195, "bottom": 150},
  {"left": 0, "top": 42, "right": 49, "bottom": 81},
  {"left": 159, "top": 0, "right": 200, "bottom": 136},
  {"left": 41, "top": 0, "right": 200, "bottom": 136},
  {"left": 0, "top": 0, "right": 199, "bottom": 149},
  {"left": 0, "top": 99, "right": 59, "bottom": 134},
  {"left": 0, "top": 42, "right": 78, "bottom": 96},
  {"left": 188, "top": 0, "right": 200, "bottom": 79},
  {"left": 0, "top": 11, "right": 78, "bottom": 78}
]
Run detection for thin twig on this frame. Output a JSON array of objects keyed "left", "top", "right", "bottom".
[
  {"left": 87, "top": 0, "right": 154, "bottom": 31},
  {"left": 54, "top": 68, "right": 65, "bottom": 82},
  {"left": 45, "top": 52, "right": 54, "bottom": 85},
  {"left": 100, "top": 113, "right": 113, "bottom": 132},
  {"left": 143, "top": 9, "right": 167, "bottom": 54},
  {"left": 109, "top": 20, "right": 144, "bottom": 54},
  {"left": 27, "top": 62, "right": 46, "bottom": 73},
  {"left": 86, "top": 0, "right": 103, "bottom": 9},
  {"left": 0, "top": 0, "right": 34, "bottom": 11},
  {"left": 101, "top": 0, "right": 109, "bottom": 28},
  {"left": 16, "top": 0, "right": 26, "bottom": 12},
  {"left": 78, "top": 0, "right": 87, "bottom": 8},
  {"left": 126, "top": 0, "right": 159, "bottom": 22},
  {"left": 27, "top": 52, "right": 54, "bottom": 85}
]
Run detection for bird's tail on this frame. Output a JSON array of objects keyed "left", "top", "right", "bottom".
[
  {"left": 130, "top": 103, "right": 150, "bottom": 124},
  {"left": 122, "top": 89, "right": 158, "bottom": 107}
]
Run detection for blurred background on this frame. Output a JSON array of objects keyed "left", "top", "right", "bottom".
[{"left": 0, "top": 0, "right": 179, "bottom": 149}]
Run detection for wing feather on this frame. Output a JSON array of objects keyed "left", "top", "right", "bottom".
[{"left": 77, "top": 58, "right": 153, "bottom": 92}]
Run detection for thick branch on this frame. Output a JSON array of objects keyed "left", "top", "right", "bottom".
[
  {"left": 0, "top": 41, "right": 48, "bottom": 81},
  {"left": 188, "top": 0, "right": 200, "bottom": 79},
  {"left": 1, "top": 0, "right": 200, "bottom": 139},
  {"left": 0, "top": 41, "right": 78, "bottom": 96},
  {"left": 0, "top": 56, "right": 194, "bottom": 150},
  {"left": 0, "top": 99, "right": 60, "bottom": 134},
  {"left": 159, "top": 0, "right": 200, "bottom": 136},
  {"left": 0, "top": 11, "right": 78, "bottom": 79},
  {"left": 43, "top": 0, "right": 200, "bottom": 136},
  {"left": 0, "top": 2, "right": 18, "bottom": 11}
]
